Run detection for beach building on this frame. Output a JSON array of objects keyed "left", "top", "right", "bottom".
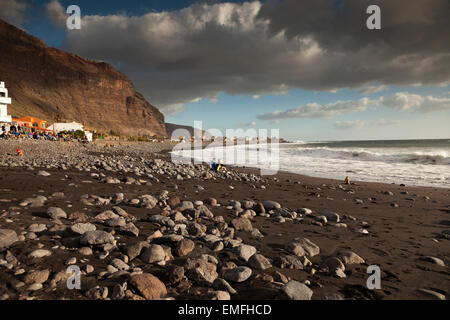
[
  {"left": 85, "top": 131, "right": 93, "bottom": 142},
  {"left": 47, "top": 121, "right": 84, "bottom": 133},
  {"left": 13, "top": 116, "right": 48, "bottom": 131},
  {"left": 0, "top": 81, "right": 12, "bottom": 124}
]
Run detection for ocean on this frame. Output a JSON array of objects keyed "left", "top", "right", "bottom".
[
  {"left": 275, "top": 139, "right": 450, "bottom": 188},
  {"left": 172, "top": 139, "right": 450, "bottom": 188}
]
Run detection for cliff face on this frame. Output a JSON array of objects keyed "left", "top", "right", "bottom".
[{"left": 0, "top": 19, "right": 167, "bottom": 138}]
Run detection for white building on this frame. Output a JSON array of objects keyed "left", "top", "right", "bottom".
[
  {"left": 0, "top": 82, "right": 12, "bottom": 124},
  {"left": 85, "top": 131, "right": 93, "bottom": 142},
  {"left": 47, "top": 121, "right": 84, "bottom": 133}
]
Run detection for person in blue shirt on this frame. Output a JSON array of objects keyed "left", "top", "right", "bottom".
[{"left": 210, "top": 158, "right": 217, "bottom": 170}]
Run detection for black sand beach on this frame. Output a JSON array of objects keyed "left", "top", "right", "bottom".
[{"left": 0, "top": 140, "right": 448, "bottom": 300}]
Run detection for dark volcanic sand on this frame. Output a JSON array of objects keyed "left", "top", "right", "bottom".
[{"left": 0, "top": 150, "right": 449, "bottom": 300}]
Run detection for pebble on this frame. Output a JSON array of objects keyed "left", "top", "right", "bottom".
[
  {"left": 419, "top": 256, "right": 445, "bottom": 267},
  {"left": 262, "top": 200, "right": 281, "bottom": 210},
  {"left": 28, "top": 249, "right": 52, "bottom": 258},
  {"left": 175, "top": 239, "right": 195, "bottom": 257},
  {"left": 37, "top": 171, "right": 51, "bottom": 177},
  {"left": 129, "top": 273, "right": 167, "bottom": 299},
  {"left": 46, "top": 207, "right": 67, "bottom": 219},
  {"left": 224, "top": 266, "right": 252, "bottom": 283},
  {"left": 281, "top": 280, "right": 313, "bottom": 300},
  {"left": 213, "top": 278, "right": 237, "bottom": 294},
  {"left": 71, "top": 223, "right": 96, "bottom": 235},
  {"left": 233, "top": 244, "right": 257, "bottom": 262},
  {"left": 286, "top": 238, "right": 320, "bottom": 257},
  {"left": 248, "top": 253, "right": 272, "bottom": 270},
  {"left": 80, "top": 230, "right": 115, "bottom": 245},
  {"left": 78, "top": 247, "right": 93, "bottom": 256},
  {"left": 140, "top": 244, "right": 166, "bottom": 263},
  {"left": 0, "top": 229, "right": 18, "bottom": 249},
  {"left": 28, "top": 283, "right": 43, "bottom": 291},
  {"left": 417, "top": 289, "right": 446, "bottom": 300}
]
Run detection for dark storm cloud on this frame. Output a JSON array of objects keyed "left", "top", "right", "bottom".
[
  {"left": 46, "top": 0, "right": 450, "bottom": 114},
  {"left": 258, "top": 0, "right": 450, "bottom": 54},
  {"left": 0, "top": 0, "right": 27, "bottom": 27}
]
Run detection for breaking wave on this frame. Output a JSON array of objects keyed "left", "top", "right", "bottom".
[{"left": 283, "top": 146, "right": 450, "bottom": 165}]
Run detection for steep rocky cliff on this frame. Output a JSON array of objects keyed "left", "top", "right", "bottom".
[{"left": 0, "top": 19, "right": 167, "bottom": 138}]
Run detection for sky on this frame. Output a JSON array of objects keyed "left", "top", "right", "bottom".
[{"left": 0, "top": 0, "right": 449, "bottom": 141}]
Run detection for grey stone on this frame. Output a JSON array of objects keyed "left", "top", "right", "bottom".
[
  {"left": 37, "top": 170, "right": 51, "bottom": 177},
  {"left": 80, "top": 230, "right": 114, "bottom": 245},
  {"left": 175, "top": 239, "right": 195, "bottom": 257},
  {"left": 233, "top": 244, "right": 257, "bottom": 262},
  {"left": 148, "top": 215, "right": 174, "bottom": 227},
  {"left": 273, "top": 255, "right": 304, "bottom": 270},
  {"left": 28, "top": 224, "right": 47, "bottom": 233},
  {"left": 123, "top": 241, "right": 149, "bottom": 261},
  {"left": 262, "top": 201, "right": 281, "bottom": 210},
  {"left": 213, "top": 278, "right": 237, "bottom": 294},
  {"left": 224, "top": 266, "right": 252, "bottom": 283},
  {"left": 231, "top": 217, "right": 253, "bottom": 231},
  {"left": 28, "top": 249, "right": 52, "bottom": 258},
  {"left": 286, "top": 238, "right": 320, "bottom": 257},
  {"left": 120, "top": 223, "right": 139, "bottom": 237},
  {"left": 140, "top": 244, "right": 166, "bottom": 263},
  {"left": 281, "top": 280, "right": 313, "bottom": 300},
  {"left": 95, "top": 210, "right": 119, "bottom": 220},
  {"left": 105, "top": 217, "right": 126, "bottom": 227},
  {"left": 335, "top": 251, "right": 365, "bottom": 264},
  {"left": 111, "top": 258, "right": 130, "bottom": 271},
  {"left": 0, "top": 229, "right": 18, "bottom": 249},
  {"left": 46, "top": 207, "right": 67, "bottom": 219},
  {"left": 24, "top": 269, "right": 50, "bottom": 284},
  {"left": 419, "top": 256, "right": 445, "bottom": 267},
  {"left": 248, "top": 253, "right": 272, "bottom": 270},
  {"left": 322, "top": 211, "right": 340, "bottom": 223},
  {"left": 71, "top": 223, "right": 96, "bottom": 235},
  {"left": 186, "top": 258, "right": 218, "bottom": 285},
  {"left": 417, "top": 289, "right": 446, "bottom": 300},
  {"left": 297, "top": 208, "right": 312, "bottom": 215}
]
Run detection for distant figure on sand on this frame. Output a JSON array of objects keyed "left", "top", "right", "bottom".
[
  {"left": 16, "top": 148, "right": 23, "bottom": 156},
  {"left": 344, "top": 176, "right": 351, "bottom": 185},
  {"left": 210, "top": 158, "right": 227, "bottom": 172}
]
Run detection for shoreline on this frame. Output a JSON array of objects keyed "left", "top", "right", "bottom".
[
  {"left": 165, "top": 152, "right": 450, "bottom": 191},
  {"left": 167, "top": 140, "right": 450, "bottom": 189}
]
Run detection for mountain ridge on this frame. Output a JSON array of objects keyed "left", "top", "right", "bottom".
[{"left": 0, "top": 19, "right": 167, "bottom": 138}]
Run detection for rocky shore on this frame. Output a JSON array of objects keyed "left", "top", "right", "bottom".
[{"left": 0, "top": 140, "right": 448, "bottom": 300}]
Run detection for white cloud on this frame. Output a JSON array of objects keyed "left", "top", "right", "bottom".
[
  {"left": 160, "top": 103, "right": 187, "bottom": 116},
  {"left": 419, "top": 96, "right": 450, "bottom": 112},
  {"left": 258, "top": 92, "right": 449, "bottom": 121},
  {"left": 0, "top": 0, "right": 27, "bottom": 27},
  {"left": 45, "top": 0, "right": 67, "bottom": 28},
  {"left": 159, "top": 96, "right": 204, "bottom": 116},
  {"left": 257, "top": 98, "right": 377, "bottom": 120},
  {"left": 240, "top": 121, "right": 257, "bottom": 127},
  {"left": 381, "top": 92, "right": 450, "bottom": 112},
  {"left": 359, "top": 85, "right": 387, "bottom": 95},
  {"left": 381, "top": 92, "right": 424, "bottom": 111}
]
